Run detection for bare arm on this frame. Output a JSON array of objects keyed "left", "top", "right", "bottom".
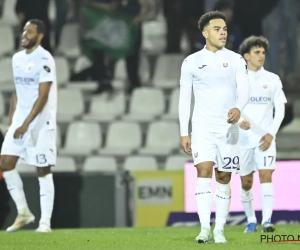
[
  {"left": 22, "top": 83, "right": 51, "bottom": 127},
  {"left": 9, "top": 91, "right": 17, "bottom": 126},
  {"left": 134, "top": 0, "right": 152, "bottom": 23}
]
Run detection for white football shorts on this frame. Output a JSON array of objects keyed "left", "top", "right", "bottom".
[
  {"left": 191, "top": 131, "right": 240, "bottom": 172},
  {"left": 238, "top": 141, "right": 276, "bottom": 177},
  {"left": 1, "top": 123, "right": 56, "bottom": 167}
]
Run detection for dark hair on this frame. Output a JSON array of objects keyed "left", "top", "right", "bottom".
[
  {"left": 214, "top": 1, "right": 232, "bottom": 11},
  {"left": 28, "top": 19, "right": 46, "bottom": 35},
  {"left": 198, "top": 11, "right": 226, "bottom": 31},
  {"left": 239, "top": 36, "right": 269, "bottom": 56}
]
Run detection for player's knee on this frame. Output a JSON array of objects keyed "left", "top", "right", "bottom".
[
  {"left": 195, "top": 162, "right": 213, "bottom": 178},
  {"left": 241, "top": 175, "right": 253, "bottom": 191},
  {"left": 259, "top": 170, "right": 273, "bottom": 183},
  {"left": 0, "top": 156, "right": 17, "bottom": 172},
  {"left": 215, "top": 171, "right": 231, "bottom": 184},
  {"left": 36, "top": 166, "right": 51, "bottom": 177}
]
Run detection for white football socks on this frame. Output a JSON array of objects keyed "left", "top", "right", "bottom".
[
  {"left": 214, "top": 182, "right": 231, "bottom": 230},
  {"left": 3, "top": 169, "right": 28, "bottom": 212},
  {"left": 261, "top": 183, "right": 274, "bottom": 224},
  {"left": 38, "top": 173, "right": 55, "bottom": 226},
  {"left": 195, "top": 178, "right": 213, "bottom": 229},
  {"left": 241, "top": 188, "right": 257, "bottom": 224}
]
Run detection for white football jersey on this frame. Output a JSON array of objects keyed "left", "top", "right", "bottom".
[
  {"left": 12, "top": 46, "right": 57, "bottom": 130},
  {"left": 239, "top": 67, "right": 287, "bottom": 148},
  {"left": 179, "top": 47, "right": 250, "bottom": 135}
]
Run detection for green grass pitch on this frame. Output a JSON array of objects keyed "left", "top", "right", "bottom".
[{"left": 0, "top": 225, "right": 300, "bottom": 250}]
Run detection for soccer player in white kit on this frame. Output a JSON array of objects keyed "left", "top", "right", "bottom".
[
  {"left": 238, "top": 36, "right": 287, "bottom": 233},
  {"left": 179, "top": 11, "right": 250, "bottom": 243},
  {"left": 0, "top": 19, "right": 57, "bottom": 233}
]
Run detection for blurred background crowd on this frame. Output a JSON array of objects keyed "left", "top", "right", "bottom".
[
  {"left": 0, "top": 0, "right": 300, "bottom": 229},
  {"left": 0, "top": 0, "right": 298, "bottom": 174}
]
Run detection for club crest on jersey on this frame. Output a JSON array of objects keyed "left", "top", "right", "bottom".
[
  {"left": 194, "top": 152, "right": 198, "bottom": 158},
  {"left": 263, "top": 84, "right": 268, "bottom": 89},
  {"left": 26, "top": 62, "right": 34, "bottom": 72},
  {"left": 223, "top": 62, "right": 228, "bottom": 68}
]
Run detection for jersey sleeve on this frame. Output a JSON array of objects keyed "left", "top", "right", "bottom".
[
  {"left": 273, "top": 77, "right": 287, "bottom": 105},
  {"left": 178, "top": 58, "right": 193, "bottom": 136},
  {"left": 234, "top": 56, "right": 250, "bottom": 111},
  {"left": 39, "top": 57, "right": 55, "bottom": 84}
]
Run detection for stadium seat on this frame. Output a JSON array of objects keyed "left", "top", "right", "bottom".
[
  {"left": 115, "top": 56, "right": 150, "bottom": 83},
  {"left": 152, "top": 54, "right": 185, "bottom": 88},
  {"left": 0, "top": 57, "right": 13, "bottom": 83},
  {"left": 123, "top": 156, "right": 158, "bottom": 171},
  {"left": 280, "top": 118, "right": 300, "bottom": 133},
  {"left": 165, "top": 155, "right": 192, "bottom": 170},
  {"left": 138, "top": 121, "right": 180, "bottom": 156},
  {"left": 83, "top": 91, "right": 126, "bottom": 122},
  {"left": 52, "top": 157, "right": 77, "bottom": 172},
  {"left": 16, "top": 163, "right": 36, "bottom": 174},
  {"left": 57, "top": 89, "right": 84, "bottom": 123},
  {"left": 83, "top": 156, "right": 118, "bottom": 172},
  {"left": 162, "top": 88, "right": 179, "bottom": 120},
  {"left": 276, "top": 132, "right": 300, "bottom": 151},
  {"left": 73, "top": 55, "right": 92, "bottom": 74},
  {"left": 0, "top": 26, "right": 14, "bottom": 56},
  {"left": 122, "top": 87, "right": 165, "bottom": 122},
  {"left": 54, "top": 56, "right": 70, "bottom": 86},
  {"left": 0, "top": 0, "right": 18, "bottom": 25},
  {"left": 0, "top": 92, "right": 5, "bottom": 120},
  {"left": 100, "top": 121, "right": 142, "bottom": 156},
  {"left": 56, "top": 126, "right": 62, "bottom": 149},
  {"left": 293, "top": 100, "right": 300, "bottom": 117},
  {"left": 60, "top": 121, "right": 102, "bottom": 156},
  {"left": 57, "top": 24, "right": 80, "bottom": 58}
]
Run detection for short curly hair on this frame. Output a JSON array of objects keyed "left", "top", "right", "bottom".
[
  {"left": 198, "top": 11, "right": 226, "bottom": 31},
  {"left": 239, "top": 36, "right": 269, "bottom": 56}
]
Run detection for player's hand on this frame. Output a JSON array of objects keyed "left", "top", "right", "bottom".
[
  {"left": 181, "top": 136, "right": 192, "bottom": 155},
  {"left": 14, "top": 124, "right": 29, "bottom": 139},
  {"left": 240, "top": 120, "right": 250, "bottom": 130},
  {"left": 227, "top": 108, "right": 241, "bottom": 124},
  {"left": 259, "top": 134, "right": 273, "bottom": 151}
]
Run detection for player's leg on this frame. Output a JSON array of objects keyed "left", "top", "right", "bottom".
[
  {"left": 214, "top": 169, "right": 231, "bottom": 243},
  {"left": 213, "top": 132, "right": 239, "bottom": 243},
  {"left": 36, "top": 165, "right": 54, "bottom": 233},
  {"left": 239, "top": 148, "right": 257, "bottom": 233},
  {"left": 191, "top": 132, "right": 215, "bottom": 244},
  {"left": 27, "top": 128, "right": 56, "bottom": 233},
  {"left": 0, "top": 127, "right": 35, "bottom": 232},
  {"left": 256, "top": 142, "right": 276, "bottom": 232}
]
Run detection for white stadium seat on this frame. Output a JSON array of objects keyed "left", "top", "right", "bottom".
[
  {"left": 54, "top": 56, "right": 70, "bottom": 86},
  {"left": 73, "top": 55, "right": 92, "bottom": 74},
  {"left": 53, "top": 157, "right": 77, "bottom": 172},
  {"left": 60, "top": 122, "right": 102, "bottom": 156},
  {"left": 280, "top": 118, "right": 300, "bottom": 133},
  {"left": 83, "top": 91, "right": 126, "bottom": 122},
  {"left": 56, "top": 126, "right": 62, "bottom": 149},
  {"left": 123, "top": 156, "right": 158, "bottom": 171},
  {"left": 165, "top": 155, "right": 192, "bottom": 170},
  {"left": 115, "top": 56, "right": 150, "bottom": 83},
  {"left": 123, "top": 87, "right": 165, "bottom": 122},
  {"left": 83, "top": 156, "right": 118, "bottom": 172},
  {"left": 57, "top": 24, "right": 80, "bottom": 58},
  {"left": 0, "top": 0, "right": 18, "bottom": 25},
  {"left": 0, "top": 26, "right": 14, "bottom": 56},
  {"left": 0, "top": 57, "right": 13, "bottom": 83},
  {"left": 100, "top": 122, "right": 142, "bottom": 156},
  {"left": 138, "top": 121, "right": 180, "bottom": 156},
  {"left": 162, "top": 88, "right": 179, "bottom": 120},
  {"left": 57, "top": 89, "right": 84, "bottom": 123},
  {"left": 153, "top": 54, "right": 185, "bottom": 88},
  {"left": 16, "top": 163, "right": 36, "bottom": 174},
  {"left": 276, "top": 132, "right": 300, "bottom": 151}
]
